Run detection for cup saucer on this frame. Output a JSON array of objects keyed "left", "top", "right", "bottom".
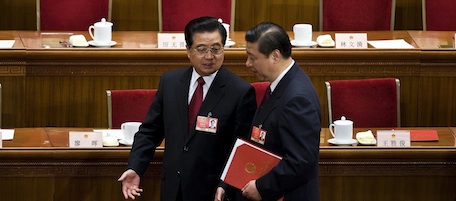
[
  {"left": 328, "top": 138, "right": 358, "bottom": 145},
  {"left": 225, "top": 40, "right": 236, "bottom": 47},
  {"left": 291, "top": 40, "right": 317, "bottom": 47},
  {"left": 102, "top": 137, "right": 120, "bottom": 147},
  {"left": 119, "top": 139, "right": 133, "bottom": 146},
  {"left": 88, "top": 40, "right": 117, "bottom": 47}
]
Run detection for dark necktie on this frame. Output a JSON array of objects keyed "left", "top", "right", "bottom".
[
  {"left": 260, "top": 85, "right": 271, "bottom": 108},
  {"left": 188, "top": 77, "right": 205, "bottom": 132}
]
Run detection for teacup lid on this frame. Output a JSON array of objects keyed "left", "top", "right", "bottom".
[
  {"left": 218, "top": 18, "right": 229, "bottom": 26},
  {"left": 94, "top": 18, "right": 113, "bottom": 27},
  {"left": 334, "top": 116, "right": 353, "bottom": 124}
]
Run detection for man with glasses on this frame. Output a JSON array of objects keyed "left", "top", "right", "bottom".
[{"left": 118, "top": 16, "right": 256, "bottom": 201}]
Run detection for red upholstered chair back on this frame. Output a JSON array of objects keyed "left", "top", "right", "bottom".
[
  {"left": 320, "top": 0, "right": 396, "bottom": 31},
  {"left": 251, "top": 82, "right": 270, "bottom": 106},
  {"left": 106, "top": 89, "right": 157, "bottom": 129},
  {"left": 38, "top": 0, "right": 110, "bottom": 31},
  {"left": 160, "top": 0, "right": 232, "bottom": 31},
  {"left": 325, "top": 78, "right": 400, "bottom": 128},
  {"left": 422, "top": 0, "right": 456, "bottom": 30}
]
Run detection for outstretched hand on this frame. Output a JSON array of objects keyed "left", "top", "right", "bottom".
[{"left": 118, "top": 169, "right": 143, "bottom": 199}]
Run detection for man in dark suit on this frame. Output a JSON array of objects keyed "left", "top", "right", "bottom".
[
  {"left": 237, "top": 22, "right": 321, "bottom": 201},
  {"left": 118, "top": 16, "right": 256, "bottom": 201}
]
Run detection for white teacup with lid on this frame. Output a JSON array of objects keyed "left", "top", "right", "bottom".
[
  {"left": 88, "top": 18, "right": 113, "bottom": 45},
  {"left": 329, "top": 116, "right": 353, "bottom": 144},
  {"left": 121, "top": 122, "right": 141, "bottom": 145},
  {"left": 218, "top": 18, "right": 230, "bottom": 44},
  {"left": 293, "top": 23, "right": 312, "bottom": 46}
]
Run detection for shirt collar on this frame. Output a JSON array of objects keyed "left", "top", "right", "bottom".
[
  {"left": 269, "top": 60, "right": 295, "bottom": 93},
  {"left": 190, "top": 68, "right": 218, "bottom": 88}
]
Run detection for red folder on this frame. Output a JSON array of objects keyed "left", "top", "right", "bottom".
[
  {"left": 410, "top": 130, "right": 439, "bottom": 141},
  {"left": 221, "top": 138, "right": 282, "bottom": 190}
]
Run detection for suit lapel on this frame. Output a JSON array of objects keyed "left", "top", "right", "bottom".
[
  {"left": 254, "top": 64, "right": 300, "bottom": 124},
  {"left": 178, "top": 68, "right": 193, "bottom": 140}
]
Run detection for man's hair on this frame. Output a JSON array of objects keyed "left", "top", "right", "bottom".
[
  {"left": 184, "top": 16, "right": 227, "bottom": 48},
  {"left": 245, "top": 22, "right": 292, "bottom": 58}
]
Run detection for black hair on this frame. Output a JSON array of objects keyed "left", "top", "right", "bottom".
[
  {"left": 245, "top": 22, "right": 292, "bottom": 58},
  {"left": 184, "top": 16, "right": 227, "bottom": 48}
]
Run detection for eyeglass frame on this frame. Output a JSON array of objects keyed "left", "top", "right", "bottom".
[{"left": 192, "top": 44, "right": 224, "bottom": 55}]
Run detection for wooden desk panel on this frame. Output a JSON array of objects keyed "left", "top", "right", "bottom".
[
  {"left": 0, "top": 31, "right": 27, "bottom": 128},
  {"left": 0, "top": 31, "right": 455, "bottom": 129},
  {"left": 0, "top": 127, "right": 455, "bottom": 201},
  {"left": 319, "top": 127, "right": 456, "bottom": 201},
  {"left": 0, "top": 128, "right": 163, "bottom": 201},
  {"left": 407, "top": 31, "right": 456, "bottom": 127}
]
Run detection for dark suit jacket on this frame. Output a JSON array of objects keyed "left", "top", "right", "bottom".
[
  {"left": 127, "top": 66, "right": 256, "bottom": 201},
  {"left": 245, "top": 63, "right": 321, "bottom": 201}
]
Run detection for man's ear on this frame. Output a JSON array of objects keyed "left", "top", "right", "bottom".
[
  {"left": 186, "top": 45, "right": 191, "bottom": 59},
  {"left": 271, "top": 49, "right": 281, "bottom": 62}
]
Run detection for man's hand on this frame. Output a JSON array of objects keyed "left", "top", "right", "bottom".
[
  {"left": 241, "top": 180, "right": 262, "bottom": 201},
  {"left": 118, "top": 169, "right": 143, "bottom": 199},
  {"left": 214, "top": 187, "right": 225, "bottom": 201}
]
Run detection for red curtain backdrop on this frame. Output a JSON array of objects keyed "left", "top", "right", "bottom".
[
  {"left": 424, "top": 0, "right": 456, "bottom": 30},
  {"left": 161, "top": 0, "right": 231, "bottom": 31},
  {"left": 40, "top": 0, "right": 109, "bottom": 31},
  {"left": 322, "top": 0, "right": 393, "bottom": 31}
]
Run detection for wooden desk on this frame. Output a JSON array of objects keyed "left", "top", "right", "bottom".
[
  {"left": 0, "top": 127, "right": 454, "bottom": 201},
  {"left": 1, "top": 128, "right": 164, "bottom": 201},
  {"left": 0, "top": 31, "right": 455, "bottom": 128},
  {"left": 319, "top": 127, "right": 456, "bottom": 201}
]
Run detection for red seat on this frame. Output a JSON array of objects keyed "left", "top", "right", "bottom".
[
  {"left": 106, "top": 89, "right": 157, "bottom": 129},
  {"left": 422, "top": 0, "right": 456, "bottom": 30},
  {"left": 320, "top": 0, "right": 396, "bottom": 31},
  {"left": 325, "top": 78, "right": 400, "bottom": 128},
  {"left": 159, "top": 0, "right": 233, "bottom": 31},
  {"left": 38, "top": 0, "right": 110, "bottom": 31},
  {"left": 251, "top": 82, "right": 269, "bottom": 106}
]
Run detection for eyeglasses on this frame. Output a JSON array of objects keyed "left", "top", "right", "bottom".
[{"left": 193, "top": 46, "right": 224, "bottom": 55}]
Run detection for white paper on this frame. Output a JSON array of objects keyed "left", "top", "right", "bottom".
[
  {"left": 93, "top": 129, "right": 124, "bottom": 140},
  {"left": 335, "top": 33, "right": 368, "bottom": 48},
  {"left": 377, "top": 130, "right": 411, "bottom": 147},
  {"left": 0, "top": 40, "right": 15, "bottom": 48},
  {"left": 157, "top": 33, "right": 186, "bottom": 48},
  {"left": 368, "top": 39, "right": 414, "bottom": 49},
  {"left": 69, "top": 131, "right": 103, "bottom": 148},
  {"left": 0, "top": 129, "right": 15, "bottom": 140}
]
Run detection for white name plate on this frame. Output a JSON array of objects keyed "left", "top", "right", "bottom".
[
  {"left": 157, "top": 33, "right": 186, "bottom": 48},
  {"left": 377, "top": 130, "right": 411, "bottom": 147},
  {"left": 335, "top": 33, "right": 368, "bottom": 48},
  {"left": 0, "top": 132, "right": 2, "bottom": 148},
  {"left": 69, "top": 131, "right": 103, "bottom": 148}
]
